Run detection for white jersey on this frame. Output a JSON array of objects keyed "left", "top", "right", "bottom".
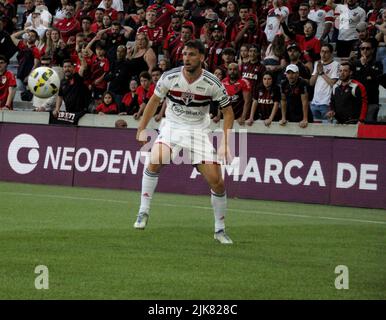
[
  {"left": 335, "top": 4, "right": 366, "bottom": 41},
  {"left": 311, "top": 60, "right": 340, "bottom": 105},
  {"left": 308, "top": 6, "right": 334, "bottom": 39},
  {"left": 264, "top": 6, "right": 289, "bottom": 42},
  {"left": 154, "top": 67, "right": 230, "bottom": 129}
]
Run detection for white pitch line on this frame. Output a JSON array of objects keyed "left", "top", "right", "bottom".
[{"left": 0, "top": 191, "right": 385, "bottom": 226}]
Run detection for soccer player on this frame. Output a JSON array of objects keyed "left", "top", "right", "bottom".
[{"left": 134, "top": 40, "right": 235, "bottom": 244}]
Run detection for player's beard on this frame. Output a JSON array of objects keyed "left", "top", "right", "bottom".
[{"left": 184, "top": 62, "right": 200, "bottom": 74}]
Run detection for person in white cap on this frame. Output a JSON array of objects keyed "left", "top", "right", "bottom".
[{"left": 280, "top": 64, "right": 312, "bottom": 128}]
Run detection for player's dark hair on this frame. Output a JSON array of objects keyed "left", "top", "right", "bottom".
[{"left": 184, "top": 39, "right": 206, "bottom": 55}]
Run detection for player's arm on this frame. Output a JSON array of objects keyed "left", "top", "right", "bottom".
[
  {"left": 136, "top": 94, "right": 162, "bottom": 143},
  {"left": 219, "top": 105, "right": 234, "bottom": 163}
]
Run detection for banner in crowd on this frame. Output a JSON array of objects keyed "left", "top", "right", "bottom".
[{"left": 0, "top": 123, "right": 385, "bottom": 209}]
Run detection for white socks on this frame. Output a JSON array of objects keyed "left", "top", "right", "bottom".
[
  {"left": 211, "top": 190, "right": 227, "bottom": 232},
  {"left": 139, "top": 168, "right": 159, "bottom": 214}
]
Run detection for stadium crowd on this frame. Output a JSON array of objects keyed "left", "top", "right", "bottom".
[{"left": 0, "top": 0, "right": 385, "bottom": 126}]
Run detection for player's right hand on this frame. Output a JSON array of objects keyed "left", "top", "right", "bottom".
[{"left": 136, "top": 127, "right": 147, "bottom": 146}]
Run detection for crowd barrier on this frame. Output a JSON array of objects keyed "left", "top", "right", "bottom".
[{"left": 1, "top": 123, "right": 385, "bottom": 209}]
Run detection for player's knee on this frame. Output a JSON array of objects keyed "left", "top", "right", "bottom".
[
  {"left": 210, "top": 177, "right": 225, "bottom": 194},
  {"left": 148, "top": 163, "right": 162, "bottom": 173}
]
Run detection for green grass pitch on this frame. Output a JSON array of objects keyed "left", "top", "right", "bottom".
[{"left": 0, "top": 181, "right": 385, "bottom": 300}]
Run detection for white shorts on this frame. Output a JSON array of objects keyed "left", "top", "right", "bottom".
[{"left": 154, "top": 120, "right": 218, "bottom": 165}]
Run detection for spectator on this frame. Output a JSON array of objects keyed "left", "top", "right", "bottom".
[
  {"left": 241, "top": 45, "right": 266, "bottom": 92},
  {"left": 353, "top": 39, "right": 384, "bottom": 122},
  {"left": 21, "top": 0, "right": 36, "bottom": 30},
  {"left": 75, "top": 0, "right": 96, "bottom": 23},
  {"left": 237, "top": 43, "right": 250, "bottom": 66},
  {"left": 0, "top": 55, "right": 16, "bottom": 110},
  {"left": 162, "top": 15, "right": 182, "bottom": 60},
  {"left": 124, "top": 7, "right": 147, "bottom": 33},
  {"left": 375, "top": 10, "right": 386, "bottom": 72},
  {"left": 79, "top": 16, "right": 96, "bottom": 44},
  {"left": 25, "top": 5, "right": 51, "bottom": 38},
  {"left": 96, "top": 91, "right": 118, "bottom": 114},
  {"left": 187, "top": 0, "right": 211, "bottom": 38},
  {"left": 11, "top": 29, "right": 41, "bottom": 98},
  {"left": 126, "top": 32, "right": 157, "bottom": 79},
  {"left": 309, "top": 43, "right": 339, "bottom": 121},
  {"left": 137, "top": 9, "right": 164, "bottom": 54},
  {"left": 53, "top": 4, "right": 81, "bottom": 43},
  {"left": 264, "top": 0, "right": 289, "bottom": 43},
  {"left": 263, "top": 34, "right": 287, "bottom": 77},
  {"left": 148, "top": 0, "right": 177, "bottom": 35},
  {"left": 105, "top": 45, "right": 132, "bottom": 106},
  {"left": 229, "top": 4, "right": 249, "bottom": 47},
  {"left": 350, "top": 22, "right": 376, "bottom": 61},
  {"left": 52, "top": 57, "right": 91, "bottom": 124},
  {"left": 281, "top": 18, "right": 321, "bottom": 72},
  {"left": 246, "top": 70, "right": 281, "bottom": 126},
  {"left": 280, "top": 64, "right": 313, "bottom": 127},
  {"left": 200, "top": 11, "right": 225, "bottom": 46},
  {"left": 53, "top": 0, "right": 69, "bottom": 23},
  {"left": 288, "top": 2, "right": 310, "bottom": 36},
  {"left": 223, "top": 0, "right": 239, "bottom": 44},
  {"left": 0, "top": 16, "right": 17, "bottom": 61},
  {"left": 99, "top": 0, "right": 119, "bottom": 21},
  {"left": 217, "top": 46, "right": 236, "bottom": 72},
  {"left": 327, "top": 0, "right": 366, "bottom": 58},
  {"left": 308, "top": 0, "right": 334, "bottom": 41},
  {"left": 158, "top": 57, "right": 171, "bottom": 72},
  {"left": 120, "top": 78, "right": 139, "bottom": 115},
  {"left": 285, "top": 42, "right": 311, "bottom": 82},
  {"left": 103, "top": 21, "right": 133, "bottom": 62},
  {"left": 327, "top": 62, "right": 367, "bottom": 124},
  {"left": 115, "top": 118, "right": 128, "bottom": 128},
  {"left": 222, "top": 62, "right": 252, "bottom": 125},
  {"left": 206, "top": 24, "right": 229, "bottom": 72},
  {"left": 84, "top": 37, "right": 110, "bottom": 105},
  {"left": 235, "top": 13, "right": 267, "bottom": 53},
  {"left": 151, "top": 67, "right": 162, "bottom": 84},
  {"left": 25, "top": 3, "right": 52, "bottom": 35},
  {"left": 102, "top": 14, "right": 112, "bottom": 30},
  {"left": 133, "top": 71, "right": 155, "bottom": 120},
  {"left": 166, "top": 24, "right": 193, "bottom": 67},
  {"left": 90, "top": 8, "right": 104, "bottom": 34},
  {"left": 98, "top": 0, "right": 123, "bottom": 13}
]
